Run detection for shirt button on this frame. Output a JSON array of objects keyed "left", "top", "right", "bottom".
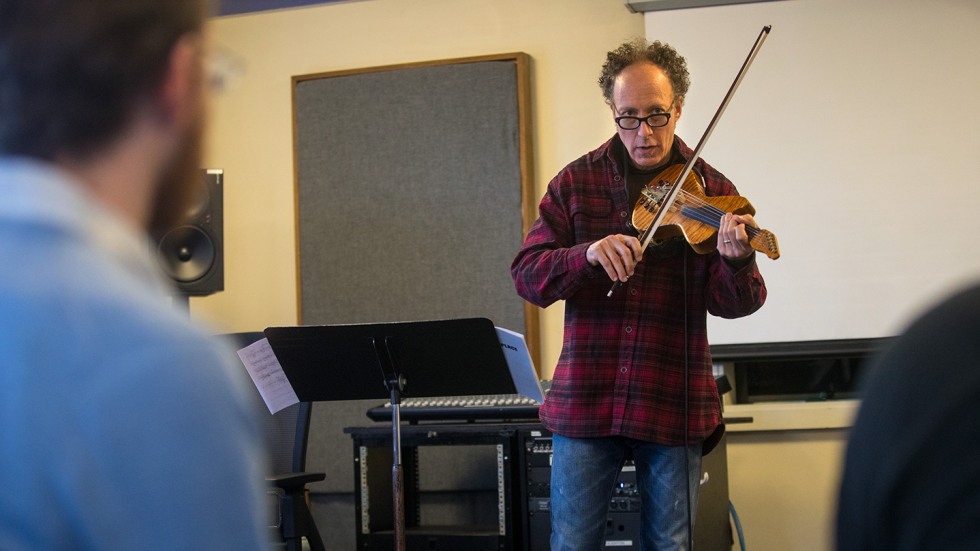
[
  {"left": 620, "top": 210, "right": 628, "bottom": 218},
  {"left": 625, "top": 326, "right": 632, "bottom": 334},
  {"left": 629, "top": 288, "right": 637, "bottom": 296},
  {"left": 620, "top": 367, "right": 628, "bottom": 374},
  {"left": 614, "top": 175, "right": 621, "bottom": 182}
]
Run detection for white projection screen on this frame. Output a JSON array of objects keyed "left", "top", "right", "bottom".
[{"left": 644, "top": 0, "right": 980, "bottom": 345}]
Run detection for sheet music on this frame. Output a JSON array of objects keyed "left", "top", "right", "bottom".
[
  {"left": 237, "top": 337, "right": 299, "bottom": 414},
  {"left": 495, "top": 326, "right": 545, "bottom": 403}
]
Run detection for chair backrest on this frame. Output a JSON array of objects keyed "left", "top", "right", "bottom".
[
  {"left": 221, "top": 332, "right": 313, "bottom": 474},
  {"left": 265, "top": 401, "right": 312, "bottom": 473}
]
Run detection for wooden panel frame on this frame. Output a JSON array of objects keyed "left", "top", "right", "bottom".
[{"left": 290, "top": 53, "right": 539, "bottom": 369}]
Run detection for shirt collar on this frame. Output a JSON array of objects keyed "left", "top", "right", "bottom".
[{"left": 0, "top": 156, "right": 173, "bottom": 295}]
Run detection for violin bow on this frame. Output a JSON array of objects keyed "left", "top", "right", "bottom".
[{"left": 609, "top": 25, "right": 772, "bottom": 298}]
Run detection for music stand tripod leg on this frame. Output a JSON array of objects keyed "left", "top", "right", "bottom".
[
  {"left": 390, "top": 386, "right": 406, "bottom": 551},
  {"left": 377, "top": 337, "right": 408, "bottom": 551}
]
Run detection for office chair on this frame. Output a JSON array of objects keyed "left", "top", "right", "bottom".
[{"left": 222, "top": 332, "right": 326, "bottom": 551}]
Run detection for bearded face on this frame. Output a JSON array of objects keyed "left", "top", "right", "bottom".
[
  {"left": 146, "top": 35, "right": 208, "bottom": 237},
  {"left": 147, "top": 111, "right": 205, "bottom": 235}
]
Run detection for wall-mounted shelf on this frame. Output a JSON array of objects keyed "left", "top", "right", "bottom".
[{"left": 712, "top": 338, "right": 891, "bottom": 432}]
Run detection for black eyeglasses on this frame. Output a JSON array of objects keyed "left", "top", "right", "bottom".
[{"left": 614, "top": 112, "right": 672, "bottom": 130}]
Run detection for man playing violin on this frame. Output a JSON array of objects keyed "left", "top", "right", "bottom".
[{"left": 511, "top": 38, "right": 767, "bottom": 550}]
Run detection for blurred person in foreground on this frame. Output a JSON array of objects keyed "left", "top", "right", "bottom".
[
  {"left": 837, "top": 283, "right": 980, "bottom": 551},
  {"left": 0, "top": 1, "right": 268, "bottom": 549}
]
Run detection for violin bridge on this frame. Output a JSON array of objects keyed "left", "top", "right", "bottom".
[{"left": 640, "top": 184, "right": 669, "bottom": 208}]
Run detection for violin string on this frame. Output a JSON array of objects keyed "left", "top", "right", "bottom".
[{"left": 644, "top": 186, "right": 761, "bottom": 240}]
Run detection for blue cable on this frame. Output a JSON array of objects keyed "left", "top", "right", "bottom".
[{"left": 730, "top": 500, "right": 746, "bottom": 551}]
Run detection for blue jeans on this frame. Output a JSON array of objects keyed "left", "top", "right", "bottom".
[{"left": 550, "top": 434, "right": 702, "bottom": 551}]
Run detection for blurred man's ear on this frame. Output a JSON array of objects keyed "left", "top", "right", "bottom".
[{"left": 157, "top": 35, "right": 204, "bottom": 130}]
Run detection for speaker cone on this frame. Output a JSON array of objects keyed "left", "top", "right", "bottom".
[{"left": 157, "top": 225, "right": 215, "bottom": 282}]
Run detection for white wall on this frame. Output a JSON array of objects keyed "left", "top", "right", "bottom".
[
  {"left": 644, "top": 3, "right": 980, "bottom": 549},
  {"left": 646, "top": 0, "right": 980, "bottom": 345},
  {"left": 197, "top": 0, "right": 645, "bottom": 377}
]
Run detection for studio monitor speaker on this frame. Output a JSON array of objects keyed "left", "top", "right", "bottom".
[{"left": 154, "top": 169, "right": 224, "bottom": 296}]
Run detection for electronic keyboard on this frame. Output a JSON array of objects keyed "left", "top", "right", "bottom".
[{"left": 366, "top": 393, "right": 542, "bottom": 423}]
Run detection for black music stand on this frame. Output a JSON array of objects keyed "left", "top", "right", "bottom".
[{"left": 263, "top": 318, "right": 517, "bottom": 551}]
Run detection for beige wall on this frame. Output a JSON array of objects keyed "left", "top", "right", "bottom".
[
  {"left": 725, "top": 429, "right": 848, "bottom": 551},
  {"left": 195, "top": 0, "right": 645, "bottom": 378}
]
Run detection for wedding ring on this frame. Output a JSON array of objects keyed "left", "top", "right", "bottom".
[{"left": 723, "top": 239, "right": 731, "bottom": 244}]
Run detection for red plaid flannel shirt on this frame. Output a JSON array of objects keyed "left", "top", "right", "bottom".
[{"left": 512, "top": 135, "right": 767, "bottom": 448}]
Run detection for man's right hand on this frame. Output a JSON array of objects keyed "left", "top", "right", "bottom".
[{"left": 586, "top": 234, "right": 643, "bottom": 283}]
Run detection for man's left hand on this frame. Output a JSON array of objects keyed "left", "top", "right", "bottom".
[{"left": 717, "top": 212, "right": 756, "bottom": 262}]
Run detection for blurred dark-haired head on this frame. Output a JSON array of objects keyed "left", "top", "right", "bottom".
[{"left": 0, "top": 0, "right": 209, "bottom": 231}]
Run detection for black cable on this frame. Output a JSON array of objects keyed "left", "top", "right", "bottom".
[{"left": 683, "top": 246, "right": 693, "bottom": 550}]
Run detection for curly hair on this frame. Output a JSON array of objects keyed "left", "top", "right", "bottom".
[{"left": 598, "top": 38, "right": 690, "bottom": 106}]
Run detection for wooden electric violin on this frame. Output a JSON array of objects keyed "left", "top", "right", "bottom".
[{"left": 631, "top": 164, "right": 780, "bottom": 260}]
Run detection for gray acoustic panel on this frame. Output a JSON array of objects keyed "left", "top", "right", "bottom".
[
  {"left": 293, "top": 57, "right": 528, "bottom": 334},
  {"left": 309, "top": 492, "right": 356, "bottom": 550},
  {"left": 305, "top": 399, "right": 381, "bottom": 494}
]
